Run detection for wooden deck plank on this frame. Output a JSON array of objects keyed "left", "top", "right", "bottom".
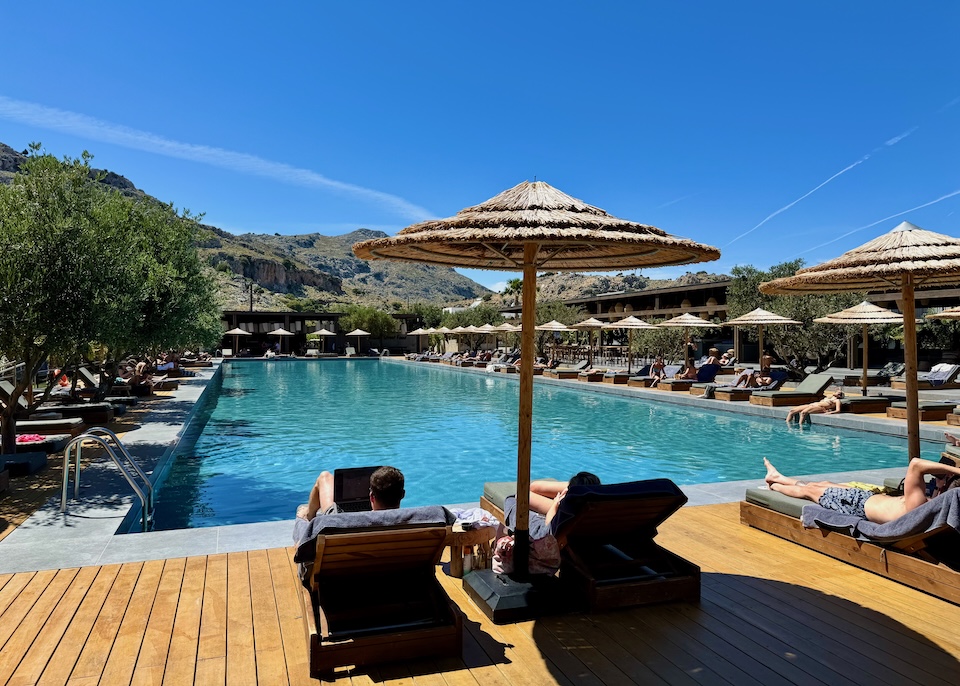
[
  {"left": 196, "top": 553, "right": 227, "bottom": 686},
  {"left": 247, "top": 549, "right": 288, "bottom": 686},
  {"left": 130, "top": 557, "right": 187, "bottom": 685},
  {"left": 225, "top": 551, "right": 256, "bottom": 686},
  {"left": 69, "top": 562, "right": 144, "bottom": 681},
  {"left": 271, "top": 547, "right": 312, "bottom": 686},
  {"left": 0, "top": 570, "right": 54, "bottom": 650},
  {"left": 162, "top": 555, "right": 207, "bottom": 686},
  {"left": 5, "top": 566, "right": 98, "bottom": 686},
  {"left": 0, "top": 567, "right": 82, "bottom": 684},
  {"left": 34, "top": 564, "right": 122, "bottom": 686},
  {"left": 98, "top": 558, "right": 165, "bottom": 685}
]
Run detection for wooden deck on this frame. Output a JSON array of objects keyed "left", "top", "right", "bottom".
[{"left": 2, "top": 502, "right": 959, "bottom": 684}]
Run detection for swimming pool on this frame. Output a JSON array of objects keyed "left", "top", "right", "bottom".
[{"left": 150, "top": 360, "right": 938, "bottom": 530}]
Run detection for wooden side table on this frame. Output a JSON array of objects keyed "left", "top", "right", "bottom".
[{"left": 444, "top": 524, "right": 497, "bottom": 578}]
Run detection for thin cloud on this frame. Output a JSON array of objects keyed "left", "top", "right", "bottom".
[
  {"left": 0, "top": 95, "right": 434, "bottom": 222},
  {"left": 724, "top": 156, "right": 867, "bottom": 247},
  {"left": 656, "top": 193, "right": 697, "bottom": 209},
  {"left": 885, "top": 126, "right": 918, "bottom": 146},
  {"left": 795, "top": 187, "right": 960, "bottom": 256}
]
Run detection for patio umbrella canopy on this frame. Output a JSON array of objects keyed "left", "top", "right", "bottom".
[
  {"left": 926, "top": 305, "right": 960, "bottom": 320},
  {"left": 601, "top": 315, "right": 658, "bottom": 373},
  {"left": 658, "top": 313, "right": 719, "bottom": 365},
  {"left": 761, "top": 221, "right": 960, "bottom": 462},
  {"left": 814, "top": 301, "right": 913, "bottom": 396},
  {"left": 353, "top": 180, "right": 719, "bottom": 593},
  {"left": 266, "top": 327, "right": 295, "bottom": 354},
  {"left": 570, "top": 317, "right": 606, "bottom": 367},
  {"left": 345, "top": 328, "right": 371, "bottom": 353},
  {"left": 310, "top": 327, "right": 336, "bottom": 353},
  {"left": 534, "top": 320, "right": 575, "bottom": 362},
  {"left": 224, "top": 326, "right": 251, "bottom": 355},
  {"left": 724, "top": 308, "right": 802, "bottom": 367}
]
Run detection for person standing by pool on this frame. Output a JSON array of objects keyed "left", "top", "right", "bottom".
[{"left": 297, "top": 466, "right": 405, "bottom": 521}]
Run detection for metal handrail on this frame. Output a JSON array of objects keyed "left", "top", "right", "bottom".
[{"left": 61, "top": 430, "right": 154, "bottom": 531}]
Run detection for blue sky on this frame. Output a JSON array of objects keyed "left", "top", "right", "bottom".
[{"left": 2, "top": 3, "right": 959, "bottom": 293}]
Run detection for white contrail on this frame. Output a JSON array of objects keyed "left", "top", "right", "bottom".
[
  {"left": 723, "top": 156, "right": 867, "bottom": 247},
  {"left": 795, "top": 188, "right": 960, "bottom": 257},
  {"left": 0, "top": 95, "right": 435, "bottom": 222}
]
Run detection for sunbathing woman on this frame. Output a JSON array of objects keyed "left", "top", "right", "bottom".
[
  {"left": 529, "top": 471, "right": 601, "bottom": 527},
  {"left": 763, "top": 456, "right": 960, "bottom": 524},
  {"left": 785, "top": 391, "right": 843, "bottom": 423}
]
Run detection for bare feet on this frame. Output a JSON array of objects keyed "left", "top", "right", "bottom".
[
  {"left": 763, "top": 458, "right": 785, "bottom": 486},
  {"left": 946, "top": 432, "right": 960, "bottom": 447}
]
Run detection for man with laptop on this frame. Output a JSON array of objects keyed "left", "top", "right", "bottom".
[{"left": 296, "top": 465, "right": 405, "bottom": 522}]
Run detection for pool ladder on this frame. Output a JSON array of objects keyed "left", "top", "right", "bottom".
[{"left": 61, "top": 427, "right": 155, "bottom": 532}]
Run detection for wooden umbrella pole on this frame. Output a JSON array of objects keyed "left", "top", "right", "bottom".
[
  {"left": 902, "top": 274, "right": 920, "bottom": 462},
  {"left": 627, "top": 330, "right": 633, "bottom": 374},
  {"left": 514, "top": 242, "right": 539, "bottom": 578},
  {"left": 861, "top": 323, "right": 869, "bottom": 396},
  {"left": 758, "top": 324, "right": 764, "bottom": 366}
]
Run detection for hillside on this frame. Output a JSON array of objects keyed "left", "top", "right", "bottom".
[{"left": 2, "top": 142, "right": 729, "bottom": 310}]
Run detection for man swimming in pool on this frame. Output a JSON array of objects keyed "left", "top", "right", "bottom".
[{"left": 763, "top": 456, "right": 960, "bottom": 524}]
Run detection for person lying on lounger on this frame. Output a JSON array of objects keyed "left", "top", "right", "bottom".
[
  {"left": 529, "top": 471, "right": 601, "bottom": 527},
  {"left": 785, "top": 391, "right": 843, "bottom": 423},
  {"left": 296, "top": 466, "right": 405, "bottom": 521},
  {"left": 763, "top": 456, "right": 960, "bottom": 524}
]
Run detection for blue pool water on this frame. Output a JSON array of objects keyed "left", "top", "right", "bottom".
[{"left": 150, "top": 360, "right": 937, "bottom": 530}]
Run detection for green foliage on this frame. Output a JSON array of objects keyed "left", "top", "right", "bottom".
[
  {"left": 404, "top": 303, "right": 444, "bottom": 328},
  {"left": 338, "top": 304, "right": 398, "bottom": 342},
  {"left": 631, "top": 320, "right": 689, "bottom": 362},
  {"left": 440, "top": 304, "right": 507, "bottom": 350},
  {"left": 531, "top": 301, "right": 586, "bottom": 358},
  {"left": 918, "top": 318, "right": 960, "bottom": 352},
  {"left": 280, "top": 295, "right": 329, "bottom": 312},
  {"left": 0, "top": 148, "right": 221, "bottom": 450},
  {"left": 727, "top": 261, "right": 864, "bottom": 370},
  {"left": 216, "top": 261, "right": 233, "bottom": 273}
]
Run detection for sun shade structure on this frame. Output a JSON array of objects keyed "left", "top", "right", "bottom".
[
  {"left": 602, "top": 315, "right": 658, "bottom": 373},
  {"left": 534, "top": 320, "right": 575, "bottom": 332},
  {"left": 353, "top": 180, "right": 719, "bottom": 604},
  {"left": 761, "top": 221, "right": 960, "bottom": 462},
  {"left": 266, "top": 327, "right": 295, "bottom": 354},
  {"left": 926, "top": 305, "right": 960, "bottom": 320},
  {"left": 724, "top": 308, "right": 802, "bottom": 367},
  {"left": 570, "top": 317, "right": 606, "bottom": 367},
  {"left": 309, "top": 327, "right": 337, "bottom": 354},
  {"left": 658, "top": 313, "right": 720, "bottom": 365},
  {"left": 815, "top": 302, "right": 913, "bottom": 396},
  {"left": 224, "top": 327, "right": 251, "bottom": 355},
  {"left": 345, "top": 328, "right": 370, "bottom": 354}
]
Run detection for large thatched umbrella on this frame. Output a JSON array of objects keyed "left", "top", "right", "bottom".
[
  {"left": 658, "top": 313, "right": 719, "bottom": 365},
  {"left": 761, "top": 221, "right": 960, "bottom": 462},
  {"left": 926, "top": 305, "right": 960, "bottom": 320},
  {"left": 353, "top": 180, "right": 718, "bottom": 603},
  {"left": 601, "top": 315, "right": 658, "bottom": 373},
  {"left": 570, "top": 317, "right": 606, "bottom": 367},
  {"left": 814, "top": 302, "right": 913, "bottom": 396},
  {"left": 724, "top": 308, "right": 801, "bottom": 366}
]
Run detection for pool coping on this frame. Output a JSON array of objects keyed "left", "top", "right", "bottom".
[{"left": 0, "top": 358, "right": 941, "bottom": 574}]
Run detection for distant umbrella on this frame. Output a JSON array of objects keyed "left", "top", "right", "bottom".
[
  {"left": 815, "top": 301, "right": 916, "bottom": 396},
  {"left": 762, "top": 220, "right": 960, "bottom": 462},
  {"left": 926, "top": 305, "right": 960, "bottom": 320},
  {"left": 310, "top": 327, "right": 336, "bottom": 354},
  {"left": 224, "top": 327, "right": 251, "bottom": 355},
  {"left": 570, "top": 318, "right": 606, "bottom": 367},
  {"left": 724, "top": 308, "right": 801, "bottom": 366},
  {"left": 602, "top": 315, "right": 657, "bottom": 373},
  {"left": 658, "top": 313, "right": 719, "bottom": 365},
  {"left": 266, "top": 327, "right": 295, "bottom": 354},
  {"left": 345, "top": 328, "right": 370, "bottom": 353}
]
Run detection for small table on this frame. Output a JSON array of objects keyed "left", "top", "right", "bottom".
[{"left": 445, "top": 524, "right": 497, "bottom": 578}]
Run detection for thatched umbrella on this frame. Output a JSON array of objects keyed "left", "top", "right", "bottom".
[
  {"left": 224, "top": 327, "right": 251, "bottom": 356},
  {"left": 353, "top": 180, "right": 718, "bottom": 597},
  {"left": 658, "top": 313, "right": 719, "bottom": 365},
  {"left": 344, "top": 328, "right": 370, "bottom": 354},
  {"left": 534, "top": 320, "right": 575, "bottom": 363},
  {"left": 570, "top": 317, "right": 606, "bottom": 367},
  {"left": 601, "top": 315, "right": 658, "bottom": 373},
  {"left": 761, "top": 221, "right": 960, "bottom": 462},
  {"left": 814, "top": 301, "right": 913, "bottom": 396},
  {"left": 407, "top": 327, "right": 428, "bottom": 354},
  {"left": 724, "top": 308, "right": 801, "bottom": 367},
  {"left": 309, "top": 327, "right": 336, "bottom": 354},
  {"left": 266, "top": 327, "right": 295, "bottom": 355},
  {"left": 926, "top": 305, "right": 960, "bottom": 320}
]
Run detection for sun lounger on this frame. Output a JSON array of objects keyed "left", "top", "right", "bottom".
[
  {"left": 886, "top": 400, "right": 959, "bottom": 421},
  {"left": 0, "top": 451, "right": 48, "bottom": 477},
  {"left": 891, "top": 363, "right": 960, "bottom": 390},
  {"left": 15, "top": 433, "right": 70, "bottom": 454},
  {"left": 838, "top": 395, "right": 893, "bottom": 414},
  {"left": 293, "top": 506, "right": 461, "bottom": 676},
  {"left": 748, "top": 372, "right": 835, "bottom": 407},
  {"left": 628, "top": 364, "right": 682, "bottom": 388},
  {"left": 577, "top": 369, "right": 605, "bottom": 382},
  {"left": 15, "top": 417, "right": 86, "bottom": 436},
  {"left": 741, "top": 487, "right": 960, "bottom": 605}
]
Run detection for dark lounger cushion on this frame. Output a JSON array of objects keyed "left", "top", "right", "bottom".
[
  {"left": 0, "top": 451, "right": 48, "bottom": 476},
  {"left": 745, "top": 487, "right": 806, "bottom": 519}
]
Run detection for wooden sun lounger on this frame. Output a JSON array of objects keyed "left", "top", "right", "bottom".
[
  {"left": 740, "top": 494, "right": 960, "bottom": 606},
  {"left": 886, "top": 401, "right": 958, "bottom": 422}
]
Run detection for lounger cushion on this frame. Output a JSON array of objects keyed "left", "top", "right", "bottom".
[
  {"left": 483, "top": 478, "right": 559, "bottom": 512},
  {"left": 0, "top": 451, "right": 48, "bottom": 476},
  {"left": 744, "top": 488, "right": 806, "bottom": 519},
  {"left": 890, "top": 401, "right": 958, "bottom": 410}
]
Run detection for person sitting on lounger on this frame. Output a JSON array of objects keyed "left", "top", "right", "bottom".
[
  {"left": 676, "top": 360, "right": 698, "bottom": 380},
  {"left": 785, "top": 391, "right": 843, "bottom": 423},
  {"left": 705, "top": 348, "right": 721, "bottom": 365},
  {"left": 529, "top": 471, "right": 601, "bottom": 528},
  {"left": 297, "top": 466, "right": 405, "bottom": 521},
  {"left": 763, "top": 456, "right": 960, "bottom": 524}
]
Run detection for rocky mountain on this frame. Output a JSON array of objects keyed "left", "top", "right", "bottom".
[{"left": 2, "top": 141, "right": 729, "bottom": 310}]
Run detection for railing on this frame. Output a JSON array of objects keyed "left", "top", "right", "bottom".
[{"left": 61, "top": 428, "right": 154, "bottom": 531}]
